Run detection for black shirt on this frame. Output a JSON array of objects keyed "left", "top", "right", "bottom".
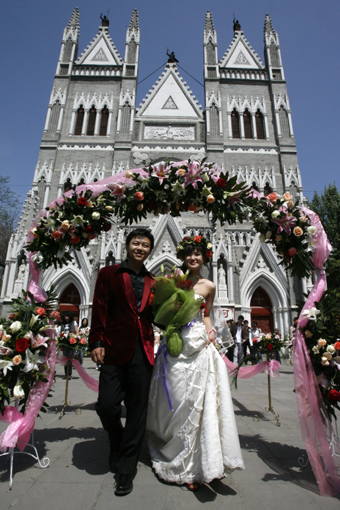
[{"left": 117, "top": 260, "right": 151, "bottom": 310}]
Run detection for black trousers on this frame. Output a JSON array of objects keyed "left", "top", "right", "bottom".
[{"left": 95, "top": 337, "right": 153, "bottom": 475}]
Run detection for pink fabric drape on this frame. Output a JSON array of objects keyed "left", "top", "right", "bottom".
[
  {"left": 222, "top": 355, "right": 280, "bottom": 378},
  {"left": 56, "top": 354, "right": 98, "bottom": 393}
]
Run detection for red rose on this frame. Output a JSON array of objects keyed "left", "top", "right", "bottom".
[
  {"left": 85, "top": 225, "right": 94, "bottom": 234},
  {"left": 334, "top": 341, "right": 340, "bottom": 350},
  {"left": 205, "top": 250, "right": 213, "bottom": 259},
  {"left": 267, "top": 343, "right": 273, "bottom": 351},
  {"left": 182, "top": 237, "right": 190, "bottom": 241},
  {"left": 194, "top": 235, "right": 202, "bottom": 243},
  {"left": 9, "top": 314, "right": 16, "bottom": 320},
  {"left": 51, "top": 230, "right": 62, "bottom": 241},
  {"left": 51, "top": 311, "right": 61, "bottom": 321},
  {"left": 88, "top": 233, "right": 96, "bottom": 240},
  {"left": 327, "top": 389, "right": 340, "bottom": 402},
  {"left": 103, "top": 222, "right": 111, "bottom": 232},
  {"left": 267, "top": 192, "right": 278, "bottom": 202},
  {"left": 135, "top": 192, "right": 144, "bottom": 201},
  {"left": 70, "top": 235, "right": 81, "bottom": 244},
  {"left": 16, "top": 338, "right": 29, "bottom": 353},
  {"left": 35, "top": 307, "right": 46, "bottom": 317},
  {"left": 78, "top": 197, "right": 88, "bottom": 206},
  {"left": 288, "top": 247, "right": 297, "bottom": 257},
  {"left": 69, "top": 337, "right": 77, "bottom": 345},
  {"left": 217, "top": 178, "right": 226, "bottom": 187}
]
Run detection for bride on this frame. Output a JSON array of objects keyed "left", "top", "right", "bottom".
[{"left": 147, "top": 236, "right": 244, "bottom": 490}]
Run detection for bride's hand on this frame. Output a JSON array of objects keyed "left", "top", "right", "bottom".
[{"left": 206, "top": 331, "right": 216, "bottom": 347}]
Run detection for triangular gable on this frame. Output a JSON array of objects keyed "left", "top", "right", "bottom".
[
  {"left": 220, "top": 33, "right": 264, "bottom": 69},
  {"left": 137, "top": 65, "right": 202, "bottom": 118},
  {"left": 76, "top": 29, "right": 123, "bottom": 66}
]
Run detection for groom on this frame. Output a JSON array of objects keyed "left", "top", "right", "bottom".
[{"left": 89, "top": 228, "right": 155, "bottom": 496}]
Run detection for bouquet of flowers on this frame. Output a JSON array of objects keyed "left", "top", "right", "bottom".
[
  {"left": 300, "top": 291, "right": 340, "bottom": 419},
  {"left": 151, "top": 267, "right": 203, "bottom": 356},
  {"left": 252, "top": 332, "right": 285, "bottom": 359},
  {"left": 26, "top": 189, "right": 115, "bottom": 270},
  {"left": 251, "top": 191, "right": 317, "bottom": 278},
  {"left": 0, "top": 289, "right": 58, "bottom": 414},
  {"left": 56, "top": 332, "right": 88, "bottom": 358}
]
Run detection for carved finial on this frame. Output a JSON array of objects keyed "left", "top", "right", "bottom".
[{"left": 205, "top": 11, "right": 215, "bottom": 32}]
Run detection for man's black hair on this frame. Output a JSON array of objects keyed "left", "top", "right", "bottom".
[
  {"left": 126, "top": 228, "right": 154, "bottom": 251},
  {"left": 237, "top": 315, "right": 244, "bottom": 321}
]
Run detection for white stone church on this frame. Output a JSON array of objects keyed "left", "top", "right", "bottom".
[{"left": 0, "top": 9, "right": 307, "bottom": 335}]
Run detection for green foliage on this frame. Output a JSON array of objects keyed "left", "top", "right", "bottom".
[{"left": 0, "top": 176, "right": 21, "bottom": 281}]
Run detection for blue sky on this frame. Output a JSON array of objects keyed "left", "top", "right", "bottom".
[{"left": 1, "top": 0, "right": 339, "bottom": 207}]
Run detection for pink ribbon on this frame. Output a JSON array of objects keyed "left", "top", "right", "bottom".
[
  {"left": 56, "top": 354, "right": 98, "bottom": 393},
  {"left": 0, "top": 342, "right": 56, "bottom": 452},
  {"left": 221, "top": 355, "right": 280, "bottom": 379}
]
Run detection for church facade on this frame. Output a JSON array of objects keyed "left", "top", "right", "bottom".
[{"left": 1, "top": 9, "right": 306, "bottom": 335}]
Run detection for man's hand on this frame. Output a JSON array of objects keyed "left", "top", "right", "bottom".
[{"left": 91, "top": 347, "right": 105, "bottom": 364}]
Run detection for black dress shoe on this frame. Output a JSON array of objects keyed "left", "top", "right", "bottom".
[
  {"left": 109, "top": 452, "right": 119, "bottom": 473},
  {"left": 114, "top": 474, "right": 133, "bottom": 496}
]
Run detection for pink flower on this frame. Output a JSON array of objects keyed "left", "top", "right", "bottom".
[
  {"left": 107, "top": 183, "right": 126, "bottom": 202},
  {"left": 30, "top": 332, "right": 49, "bottom": 349},
  {"left": 80, "top": 338, "right": 87, "bottom": 345},
  {"left": 184, "top": 162, "right": 204, "bottom": 189},
  {"left": 272, "top": 207, "right": 297, "bottom": 234},
  {"left": 151, "top": 162, "right": 171, "bottom": 184},
  {"left": 69, "top": 338, "right": 77, "bottom": 345}
]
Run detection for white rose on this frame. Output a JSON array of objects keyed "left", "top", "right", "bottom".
[
  {"left": 13, "top": 383, "right": 25, "bottom": 400},
  {"left": 321, "top": 357, "right": 329, "bottom": 366},
  {"left": 322, "top": 351, "right": 332, "bottom": 360},
  {"left": 271, "top": 210, "right": 280, "bottom": 219},
  {"left": 312, "top": 345, "right": 319, "bottom": 354},
  {"left": 327, "top": 345, "right": 336, "bottom": 355},
  {"left": 307, "top": 226, "right": 317, "bottom": 235},
  {"left": 92, "top": 212, "right": 100, "bottom": 220},
  {"left": 9, "top": 321, "right": 22, "bottom": 333}
]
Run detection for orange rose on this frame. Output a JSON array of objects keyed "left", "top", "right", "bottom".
[
  {"left": 266, "top": 192, "right": 278, "bottom": 202},
  {"left": 51, "top": 231, "right": 62, "bottom": 241},
  {"left": 35, "top": 307, "right": 46, "bottom": 317},
  {"left": 283, "top": 192, "right": 293, "bottom": 201},
  {"left": 70, "top": 235, "right": 81, "bottom": 244},
  {"left": 135, "top": 192, "right": 144, "bottom": 201},
  {"left": 293, "top": 226, "right": 303, "bottom": 237}
]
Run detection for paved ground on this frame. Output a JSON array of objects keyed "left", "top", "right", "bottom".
[{"left": 1, "top": 358, "right": 339, "bottom": 510}]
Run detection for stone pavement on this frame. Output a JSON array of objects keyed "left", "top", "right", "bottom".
[{"left": 1, "top": 358, "right": 339, "bottom": 510}]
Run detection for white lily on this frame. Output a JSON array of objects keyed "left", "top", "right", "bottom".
[
  {"left": 301, "top": 307, "right": 321, "bottom": 321},
  {"left": 23, "top": 349, "right": 45, "bottom": 373},
  {"left": 73, "top": 215, "right": 84, "bottom": 227},
  {"left": 0, "top": 359, "right": 14, "bottom": 376},
  {"left": 29, "top": 314, "right": 39, "bottom": 328}
]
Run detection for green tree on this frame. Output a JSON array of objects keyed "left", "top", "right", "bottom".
[
  {"left": 0, "top": 176, "right": 20, "bottom": 284},
  {"left": 309, "top": 183, "right": 340, "bottom": 297}
]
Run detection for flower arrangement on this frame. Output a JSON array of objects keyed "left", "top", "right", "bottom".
[
  {"left": 252, "top": 332, "right": 285, "bottom": 358},
  {"left": 26, "top": 189, "right": 115, "bottom": 269},
  {"left": 176, "top": 235, "right": 213, "bottom": 262},
  {"left": 56, "top": 332, "right": 88, "bottom": 357},
  {"left": 0, "top": 289, "right": 58, "bottom": 415},
  {"left": 251, "top": 192, "right": 316, "bottom": 278},
  {"left": 109, "top": 160, "right": 252, "bottom": 226},
  {"left": 300, "top": 291, "right": 340, "bottom": 419}
]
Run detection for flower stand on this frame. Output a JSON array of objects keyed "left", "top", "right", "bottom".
[
  {"left": 254, "top": 354, "right": 281, "bottom": 427},
  {"left": 55, "top": 355, "right": 82, "bottom": 419}
]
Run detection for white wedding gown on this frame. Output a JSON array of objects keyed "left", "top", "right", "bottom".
[{"left": 147, "top": 296, "right": 244, "bottom": 485}]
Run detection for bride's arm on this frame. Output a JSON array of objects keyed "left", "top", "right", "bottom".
[{"left": 202, "top": 280, "right": 216, "bottom": 347}]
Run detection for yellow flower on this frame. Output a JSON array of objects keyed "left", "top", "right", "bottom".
[{"left": 207, "top": 242, "right": 212, "bottom": 249}]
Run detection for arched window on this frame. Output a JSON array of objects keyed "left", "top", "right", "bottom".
[
  {"left": 99, "top": 106, "right": 109, "bottom": 136},
  {"left": 74, "top": 105, "right": 84, "bottom": 135},
  {"left": 206, "top": 41, "right": 215, "bottom": 65},
  {"left": 37, "top": 177, "right": 46, "bottom": 210},
  {"left": 210, "top": 105, "right": 219, "bottom": 136},
  {"left": 127, "top": 39, "right": 137, "bottom": 63},
  {"left": 121, "top": 103, "right": 131, "bottom": 133},
  {"left": 63, "top": 178, "right": 73, "bottom": 192},
  {"left": 48, "top": 101, "right": 61, "bottom": 133},
  {"left": 279, "top": 106, "right": 290, "bottom": 137},
  {"left": 231, "top": 109, "right": 240, "bottom": 138},
  {"left": 255, "top": 110, "right": 265, "bottom": 139},
  {"left": 105, "top": 251, "right": 115, "bottom": 266},
  {"left": 62, "top": 39, "right": 73, "bottom": 63},
  {"left": 263, "top": 182, "right": 273, "bottom": 196},
  {"left": 270, "top": 43, "right": 280, "bottom": 67},
  {"left": 87, "top": 106, "right": 96, "bottom": 136},
  {"left": 243, "top": 109, "right": 252, "bottom": 139}
]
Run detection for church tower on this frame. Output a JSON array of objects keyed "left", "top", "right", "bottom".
[{"left": 1, "top": 9, "right": 305, "bottom": 336}]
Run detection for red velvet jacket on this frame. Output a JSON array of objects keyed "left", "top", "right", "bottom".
[{"left": 89, "top": 264, "right": 155, "bottom": 366}]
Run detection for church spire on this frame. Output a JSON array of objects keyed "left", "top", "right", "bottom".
[
  {"left": 204, "top": 11, "right": 215, "bottom": 32},
  {"left": 264, "top": 13, "right": 275, "bottom": 37},
  {"left": 67, "top": 7, "right": 79, "bottom": 29},
  {"left": 128, "top": 9, "right": 139, "bottom": 31},
  {"left": 56, "top": 8, "right": 80, "bottom": 76},
  {"left": 263, "top": 14, "right": 285, "bottom": 80},
  {"left": 123, "top": 9, "right": 140, "bottom": 77},
  {"left": 204, "top": 10, "right": 218, "bottom": 78}
]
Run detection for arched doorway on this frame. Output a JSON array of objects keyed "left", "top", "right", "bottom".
[
  {"left": 59, "top": 283, "right": 80, "bottom": 323},
  {"left": 251, "top": 287, "right": 273, "bottom": 333}
]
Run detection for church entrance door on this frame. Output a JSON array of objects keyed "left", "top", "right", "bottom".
[
  {"left": 250, "top": 287, "right": 273, "bottom": 334},
  {"left": 58, "top": 283, "right": 80, "bottom": 324}
]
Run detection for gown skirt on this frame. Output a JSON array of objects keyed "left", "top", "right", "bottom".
[{"left": 147, "top": 300, "right": 245, "bottom": 485}]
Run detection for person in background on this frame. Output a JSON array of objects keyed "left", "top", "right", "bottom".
[
  {"left": 230, "top": 315, "right": 244, "bottom": 364},
  {"left": 79, "top": 317, "right": 90, "bottom": 365},
  {"left": 59, "top": 311, "right": 79, "bottom": 379},
  {"left": 242, "top": 320, "right": 252, "bottom": 363},
  {"left": 250, "top": 321, "right": 262, "bottom": 363}
]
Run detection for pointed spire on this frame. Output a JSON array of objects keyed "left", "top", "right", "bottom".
[
  {"left": 264, "top": 14, "right": 275, "bottom": 36},
  {"left": 67, "top": 7, "right": 79, "bottom": 29},
  {"left": 129, "top": 9, "right": 139, "bottom": 30},
  {"left": 205, "top": 11, "right": 215, "bottom": 32}
]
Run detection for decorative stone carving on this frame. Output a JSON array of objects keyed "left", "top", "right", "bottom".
[
  {"left": 144, "top": 125, "right": 195, "bottom": 141},
  {"left": 162, "top": 96, "right": 178, "bottom": 109},
  {"left": 12, "top": 263, "right": 26, "bottom": 298}
]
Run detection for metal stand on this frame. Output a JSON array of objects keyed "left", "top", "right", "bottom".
[
  {"left": 0, "top": 428, "right": 50, "bottom": 489},
  {"left": 54, "top": 356, "right": 82, "bottom": 419},
  {"left": 254, "top": 355, "right": 281, "bottom": 427}
]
